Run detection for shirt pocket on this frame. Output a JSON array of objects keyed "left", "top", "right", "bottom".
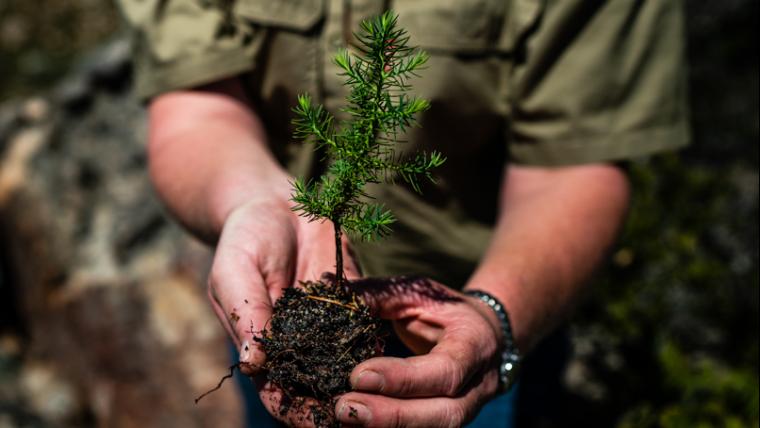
[
  {"left": 392, "top": 0, "right": 508, "bottom": 55},
  {"left": 370, "top": 0, "right": 513, "bottom": 162},
  {"left": 234, "top": 0, "right": 325, "bottom": 31}
]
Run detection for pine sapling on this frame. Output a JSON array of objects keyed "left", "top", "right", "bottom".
[{"left": 290, "top": 11, "right": 444, "bottom": 286}]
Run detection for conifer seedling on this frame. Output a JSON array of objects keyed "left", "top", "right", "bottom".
[
  {"left": 290, "top": 10, "right": 444, "bottom": 285},
  {"left": 256, "top": 12, "right": 443, "bottom": 427}
]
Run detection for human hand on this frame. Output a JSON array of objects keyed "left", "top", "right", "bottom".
[
  {"left": 206, "top": 198, "right": 360, "bottom": 374},
  {"left": 333, "top": 276, "right": 505, "bottom": 427}
]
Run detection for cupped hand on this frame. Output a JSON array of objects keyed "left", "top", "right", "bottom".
[
  {"left": 206, "top": 198, "right": 359, "bottom": 374},
  {"left": 334, "top": 276, "right": 505, "bottom": 428}
]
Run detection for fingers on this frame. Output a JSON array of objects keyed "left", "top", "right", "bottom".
[
  {"left": 332, "top": 292, "right": 502, "bottom": 427},
  {"left": 256, "top": 381, "right": 321, "bottom": 428},
  {"left": 208, "top": 245, "right": 284, "bottom": 374},
  {"left": 351, "top": 310, "right": 499, "bottom": 398},
  {"left": 335, "top": 383, "right": 490, "bottom": 428},
  {"left": 350, "top": 348, "right": 477, "bottom": 398}
]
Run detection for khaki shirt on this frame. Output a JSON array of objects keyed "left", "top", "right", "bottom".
[{"left": 118, "top": 0, "right": 690, "bottom": 287}]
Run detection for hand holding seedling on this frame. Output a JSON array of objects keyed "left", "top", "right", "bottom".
[
  {"left": 214, "top": 9, "right": 444, "bottom": 385},
  {"left": 208, "top": 198, "right": 361, "bottom": 369},
  {"left": 147, "top": 6, "right": 631, "bottom": 427},
  {"left": 248, "top": 12, "right": 520, "bottom": 427},
  {"left": 202, "top": 13, "right": 509, "bottom": 427},
  {"left": 313, "top": 275, "right": 505, "bottom": 427}
]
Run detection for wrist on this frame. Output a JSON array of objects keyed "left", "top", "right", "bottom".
[
  {"left": 465, "top": 267, "right": 531, "bottom": 352},
  {"left": 464, "top": 289, "right": 521, "bottom": 394},
  {"left": 208, "top": 169, "right": 294, "bottom": 236}
]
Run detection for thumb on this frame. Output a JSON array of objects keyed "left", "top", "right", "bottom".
[{"left": 208, "top": 255, "right": 280, "bottom": 376}]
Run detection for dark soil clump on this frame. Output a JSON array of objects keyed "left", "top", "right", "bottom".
[{"left": 255, "top": 281, "right": 382, "bottom": 427}]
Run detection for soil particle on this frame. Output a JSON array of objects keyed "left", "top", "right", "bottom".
[{"left": 348, "top": 406, "right": 359, "bottom": 418}]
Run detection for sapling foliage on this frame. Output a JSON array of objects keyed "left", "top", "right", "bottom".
[{"left": 291, "top": 11, "right": 444, "bottom": 285}]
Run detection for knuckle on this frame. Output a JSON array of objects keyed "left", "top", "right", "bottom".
[
  {"left": 388, "top": 406, "right": 406, "bottom": 428},
  {"left": 396, "top": 369, "right": 416, "bottom": 396},
  {"left": 439, "top": 356, "right": 466, "bottom": 397},
  {"left": 443, "top": 402, "right": 466, "bottom": 428}
]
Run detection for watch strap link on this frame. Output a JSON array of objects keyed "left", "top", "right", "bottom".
[{"left": 464, "top": 289, "right": 521, "bottom": 394}]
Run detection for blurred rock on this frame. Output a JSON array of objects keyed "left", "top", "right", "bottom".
[
  {"left": 0, "top": 335, "right": 21, "bottom": 358},
  {"left": 53, "top": 38, "right": 133, "bottom": 113},
  {"left": 19, "top": 362, "right": 80, "bottom": 424},
  {"left": 0, "top": 37, "right": 243, "bottom": 427},
  {"left": 54, "top": 75, "right": 93, "bottom": 112},
  {"left": 0, "top": 14, "right": 29, "bottom": 50},
  {"left": 19, "top": 98, "right": 49, "bottom": 123},
  {"left": 88, "top": 37, "right": 132, "bottom": 88}
]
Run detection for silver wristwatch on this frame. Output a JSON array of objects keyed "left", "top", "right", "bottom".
[{"left": 464, "top": 289, "right": 521, "bottom": 394}]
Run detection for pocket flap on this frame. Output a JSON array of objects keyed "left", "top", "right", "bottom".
[
  {"left": 235, "top": 0, "right": 324, "bottom": 31},
  {"left": 394, "top": 0, "right": 507, "bottom": 54}
]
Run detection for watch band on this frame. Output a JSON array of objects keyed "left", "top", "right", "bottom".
[{"left": 464, "top": 289, "right": 521, "bottom": 394}]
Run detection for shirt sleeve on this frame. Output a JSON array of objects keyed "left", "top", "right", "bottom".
[
  {"left": 507, "top": 0, "right": 690, "bottom": 166},
  {"left": 116, "top": 0, "right": 266, "bottom": 100}
]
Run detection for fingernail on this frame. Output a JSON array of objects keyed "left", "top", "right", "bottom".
[
  {"left": 239, "top": 340, "right": 251, "bottom": 362},
  {"left": 338, "top": 401, "right": 370, "bottom": 424},
  {"left": 353, "top": 370, "right": 384, "bottom": 392}
]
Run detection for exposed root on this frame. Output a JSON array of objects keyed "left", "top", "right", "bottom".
[
  {"left": 305, "top": 295, "right": 359, "bottom": 311},
  {"left": 194, "top": 363, "right": 239, "bottom": 404}
]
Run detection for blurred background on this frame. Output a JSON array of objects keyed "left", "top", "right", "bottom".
[{"left": 0, "top": 1, "right": 757, "bottom": 427}]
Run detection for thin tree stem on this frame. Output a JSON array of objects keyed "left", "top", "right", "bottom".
[{"left": 334, "top": 221, "right": 344, "bottom": 287}]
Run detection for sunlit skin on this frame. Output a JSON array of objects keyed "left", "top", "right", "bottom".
[{"left": 148, "top": 76, "right": 629, "bottom": 427}]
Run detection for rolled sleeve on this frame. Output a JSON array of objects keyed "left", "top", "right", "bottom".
[{"left": 117, "top": 0, "right": 265, "bottom": 100}]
